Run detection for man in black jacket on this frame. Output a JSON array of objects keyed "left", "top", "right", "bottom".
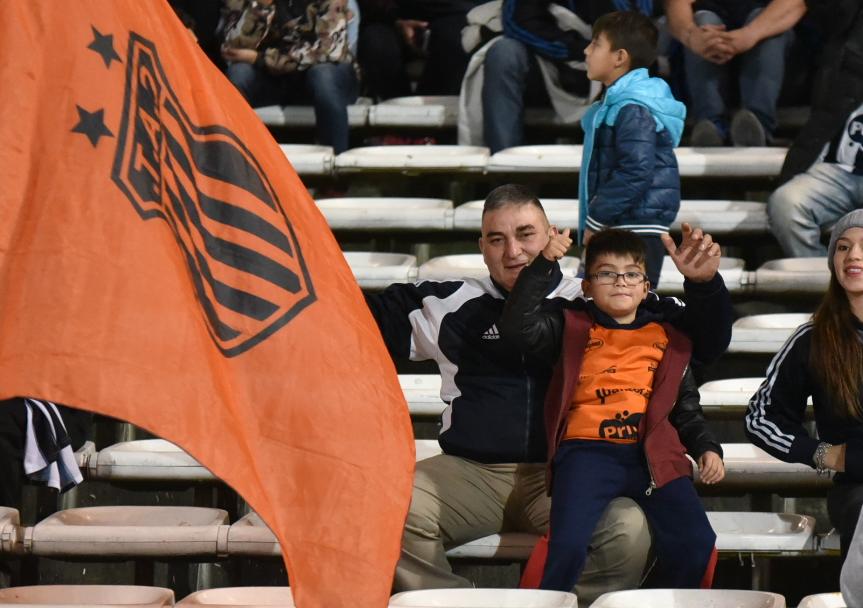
[
  {"left": 366, "top": 184, "right": 730, "bottom": 602},
  {"left": 767, "top": 0, "right": 863, "bottom": 257}
]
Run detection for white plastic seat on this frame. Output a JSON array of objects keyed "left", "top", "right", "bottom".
[
  {"left": 707, "top": 512, "right": 815, "bottom": 552},
  {"left": 400, "top": 375, "right": 446, "bottom": 417},
  {"left": 698, "top": 378, "right": 813, "bottom": 418},
  {"left": 335, "top": 145, "right": 489, "bottom": 173},
  {"left": 0, "top": 508, "right": 21, "bottom": 554},
  {"left": 717, "top": 443, "right": 832, "bottom": 494},
  {"left": 226, "top": 512, "right": 280, "bottom": 557},
  {"left": 446, "top": 533, "right": 538, "bottom": 561},
  {"left": 91, "top": 439, "right": 215, "bottom": 482},
  {"left": 753, "top": 258, "right": 830, "bottom": 294},
  {"left": 368, "top": 96, "right": 459, "bottom": 128},
  {"left": 389, "top": 589, "right": 577, "bottom": 607},
  {"left": 590, "top": 589, "right": 785, "bottom": 608},
  {"left": 255, "top": 100, "right": 370, "bottom": 128},
  {"left": 672, "top": 201, "right": 768, "bottom": 235},
  {"left": 656, "top": 256, "right": 746, "bottom": 295},
  {"left": 453, "top": 199, "right": 579, "bottom": 231},
  {"left": 73, "top": 441, "right": 96, "bottom": 469},
  {"left": 675, "top": 147, "right": 787, "bottom": 177},
  {"left": 178, "top": 586, "right": 294, "bottom": 606},
  {"left": 796, "top": 593, "right": 845, "bottom": 608},
  {"left": 344, "top": 252, "right": 417, "bottom": 289},
  {"left": 278, "top": 144, "right": 334, "bottom": 176},
  {"left": 316, "top": 198, "right": 454, "bottom": 230},
  {"left": 0, "top": 585, "right": 174, "bottom": 606},
  {"left": 728, "top": 313, "right": 812, "bottom": 354},
  {"left": 486, "top": 146, "right": 582, "bottom": 173},
  {"left": 417, "top": 254, "right": 580, "bottom": 282},
  {"left": 26, "top": 506, "right": 229, "bottom": 557}
]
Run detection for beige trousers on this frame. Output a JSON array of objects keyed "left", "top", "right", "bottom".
[{"left": 394, "top": 454, "right": 651, "bottom": 605}]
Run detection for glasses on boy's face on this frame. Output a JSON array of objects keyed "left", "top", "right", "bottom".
[{"left": 589, "top": 271, "right": 647, "bottom": 286}]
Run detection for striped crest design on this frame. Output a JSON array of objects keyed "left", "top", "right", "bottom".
[{"left": 111, "top": 34, "right": 315, "bottom": 356}]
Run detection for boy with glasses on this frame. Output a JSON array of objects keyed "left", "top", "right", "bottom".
[{"left": 500, "top": 226, "right": 726, "bottom": 592}]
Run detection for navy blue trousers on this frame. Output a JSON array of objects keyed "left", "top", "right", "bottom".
[{"left": 541, "top": 440, "right": 716, "bottom": 591}]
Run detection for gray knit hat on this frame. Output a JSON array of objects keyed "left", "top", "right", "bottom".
[{"left": 828, "top": 209, "right": 863, "bottom": 273}]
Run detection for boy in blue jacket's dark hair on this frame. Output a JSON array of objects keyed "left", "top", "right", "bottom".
[{"left": 578, "top": 11, "right": 686, "bottom": 288}]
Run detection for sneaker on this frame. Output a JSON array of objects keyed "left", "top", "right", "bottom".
[
  {"left": 690, "top": 119, "right": 725, "bottom": 147},
  {"left": 730, "top": 109, "right": 767, "bottom": 147}
]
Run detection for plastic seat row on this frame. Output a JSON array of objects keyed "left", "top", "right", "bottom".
[
  {"left": 281, "top": 144, "right": 787, "bottom": 177},
  {"left": 6, "top": 584, "right": 843, "bottom": 607},
  {"left": 345, "top": 252, "right": 829, "bottom": 298},
  {"left": 317, "top": 198, "right": 769, "bottom": 235},
  {"left": 259, "top": 95, "right": 809, "bottom": 132}
]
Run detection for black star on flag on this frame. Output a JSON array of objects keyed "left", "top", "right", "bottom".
[
  {"left": 87, "top": 26, "right": 121, "bottom": 68},
  {"left": 71, "top": 105, "right": 113, "bottom": 147}
]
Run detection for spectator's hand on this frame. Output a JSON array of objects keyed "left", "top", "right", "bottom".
[
  {"left": 397, "top": 19, "right": 429, "bottom": 50},
  {"left": 221, "top": 46, "right": 258, "bottom": 64},
  {"left": 661, "top": 223, "right": 722, "bottom": 283},
  {"left": 542, "top": 227, "right": 572, "bottom": 262},
  {"left": 698, "top": 451, "right": 725, "bottom": 484},
  {"left": 687, "top": 25, "right": 734, "bottom": 64},
  {"left": 582, "top": 228, "right": 595, "bottom": 246},
  {"left": 720, "top": 27, "right": 759, "bottom": 55}
]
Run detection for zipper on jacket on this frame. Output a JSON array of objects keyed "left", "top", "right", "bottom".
[
  {"left": 523, "top": 354, "right": 533, "bottom": 461},
  {"left": 644, "top": 454, "right": 657, "bottom": 496}
]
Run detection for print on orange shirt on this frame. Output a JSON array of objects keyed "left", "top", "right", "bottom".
[{"left": 565, "top": 323, "right": 668, "bottom": 443}]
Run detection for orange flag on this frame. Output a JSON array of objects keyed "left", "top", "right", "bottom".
[{"left": 0, "top": 2, "right": 414, "bottom": 606}]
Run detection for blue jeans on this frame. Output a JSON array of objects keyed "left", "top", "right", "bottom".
[
  {"left": 226, "top": 61, "right": 358, "bottom": 153},
  {"left": 768, "top": 162, "right": 863, "bottom": 257},
  {"left": 482, "top": 38, "right": 549, "bottom": 153},
  {"left": 684, "top": 9, "right": 792, "bottom": 135},
  {"left": 541, "top": 440, "right": 715, "bottom": 592}
]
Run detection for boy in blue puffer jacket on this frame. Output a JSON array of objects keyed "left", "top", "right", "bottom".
[{"left": 579, "top": 11, "right": 686, "bottom": 287}]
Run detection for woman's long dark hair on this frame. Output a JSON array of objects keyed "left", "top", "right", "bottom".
[{"left": 810, "top": 274, "right": 863, "bottom": 420}]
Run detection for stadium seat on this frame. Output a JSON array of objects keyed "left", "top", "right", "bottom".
[
  {"left": 25, "top": 506, "right": 229, "bottom": 557},
  {"left": 415, "top": 439, "right": 442, "bottom": 462},
  {"left": 278, "top": 144, "right": 334, "bottom": 176},
  {"left": 316, "top": 197, "right": 454, "bottom": 230},
  {"left": 0, "top": 508, "right": 21, "bottom": 554},
  {"left": 590, "top": 589, "right": 786, "bottom": 607},
  {"left": 486, "top": 145, "right": 786, "bottom": 177},
  {"left": 797, "top": 592, "right": 846, "bottom": 608},
  {"left": 0, "top": 584, "right": 174, "bottom": 606},
  {"left": 728, "top": 313, "right": 812, "bottom": 354},
  {"left": 90, "top": 439, "right": 215, "bottom": 482},
  {"left": 674, "top": 147, "right": 786, "bottom": 177},
  {"left": 343, "top": 252, "right": 417, "bottom": 289},
  {"left": 657, "top": 256, "right": 747, "bottom": 295},
  {"left": 178, "top": 586, "right": 293, "bottom": 606},
  {"left": 753, "top": 258, "right": 830, "bottom": 295},
  {"left": 368, "top": 96, "right": 458, "bottom": 128},
  {"left": 708, "top": 512, "right": 816, "bottom": 552},
  {"left": 255, "top": 100, "right": 371, "bottom": 128},
  {"left": 672, "top": 201, "right": 769, "bottom": 235},
  {"left": 388, "top": 589, "right": 577, "bottom": 607},
  {"left": 698, "top": 378, "right": 764, "bottom": 418},
  {"left": 73, "top": 441, "right": 96, "bottom": 469},
  {"left": 417, "top": 254, "right": 580, "bottom": 282},
  {"left": 335, "top": 145, "right": 489, "bottom": 174},
  {"left": 225, "top": 512, "right": 280, "bottom": 557},
  {"left": 445, "top": 533, "right": 539, "bottom": 561},
  {"left": 717, "top": 444, "right": 832, "bottom": 495},
  {"left": 453, "top": 199, "right": 579, "bottom": 231},
  {"left": 399, "top": 374, "right": 446, "bottom": 417}
]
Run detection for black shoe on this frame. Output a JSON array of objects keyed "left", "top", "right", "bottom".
[
  {"left": 690, "top": 119, "right": 724, "bottom": 147},
  {"left": 730, "top": 109, "right": 767, "bottom": 147}
]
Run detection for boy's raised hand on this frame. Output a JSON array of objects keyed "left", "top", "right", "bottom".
[
  {"left": 542, "top": 227, "right": 572, "bottom": 262},
  {"left": 660, "top": 223, "right": 721, "bottom": 283},
  {"left": 698, "top": 451, "right": 725, "bottom": 485}
]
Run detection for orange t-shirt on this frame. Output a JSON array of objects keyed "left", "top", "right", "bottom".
[{"left": 564, "top": 322, "right": 668, "bottom": 444}]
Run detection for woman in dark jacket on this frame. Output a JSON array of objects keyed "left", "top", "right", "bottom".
[{"left": 746, "top": 209, "right": 863, "bottom": 557}]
